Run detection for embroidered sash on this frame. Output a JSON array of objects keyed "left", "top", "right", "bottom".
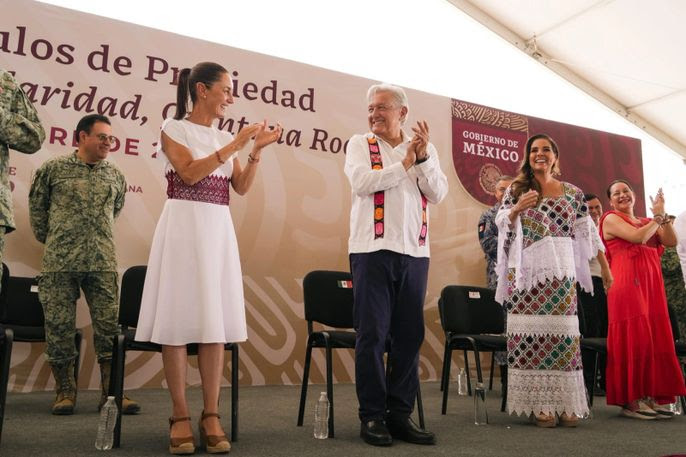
[
  {"left": 367, "top": 136, "right": 384, "bottom": 239},
  {"left": 367, "top": 135, "right": 428, "bottom": 246},
  {"left": 418, "top": 192, "right": 427, "bottom": 246}
]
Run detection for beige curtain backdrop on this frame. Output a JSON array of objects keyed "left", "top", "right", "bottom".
[{"left": 1, "top": 1, "right": 638, "bottom": 392}]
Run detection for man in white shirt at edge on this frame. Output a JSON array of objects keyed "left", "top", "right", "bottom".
[
  {"left": 344, "top": 83, "right": 448, "bottom": 447},
  {"left": 674, "top": 210, "right": 686, "bottom": 286}
]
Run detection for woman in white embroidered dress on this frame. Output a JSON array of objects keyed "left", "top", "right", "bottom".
[
  {"left": 495, "top": 134, "right": 608, "bottom": 427},
  {"left": 135, "top": 62, "right": 281, "bottom": 454}
]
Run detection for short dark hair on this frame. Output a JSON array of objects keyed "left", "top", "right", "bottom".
[
  {"left": 584, "top": 193, "right": 599, "bottom": 202},
  {"left": 606, "top": 179, "right": 633, "bottom": 198},
  {"left": 76, "top": 114, "right": 111, "bottom": 140}
]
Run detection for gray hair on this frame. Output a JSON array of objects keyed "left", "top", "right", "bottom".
[{"left": 366, "top": 83, "right": 409, "bottom": 124}]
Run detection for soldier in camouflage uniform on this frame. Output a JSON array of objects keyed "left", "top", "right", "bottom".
[
  {"left": 0, "top": 69, "right": 45, "bottom": 286},
  {"left": 477, "top": 175, "right": 512, "bottom": 368},
  {"left": 29, "top": 114, "right": 139, "bottom": 415},
  {"left": 662, "top": 245, "right": 686, "bottom": 340},
  {"left": 478, "top": 175, "right": 513, "bottom": 289}
]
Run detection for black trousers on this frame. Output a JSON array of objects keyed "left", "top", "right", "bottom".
[
  {"left": 350, "top": 250, "right": 429, "bottom": 422},
  {"left": 577, "top": 276, "right": 608, "bottom": 389}
]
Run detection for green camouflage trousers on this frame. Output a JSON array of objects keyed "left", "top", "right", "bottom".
[
  {"left": 38, "top": 272, "right": 119, "bottom": 364},
  {"left": 662, "top": 247, "right": 686, "bottom": 340},
  {"left": 665, "top": 277, "right": 686, "bottom": 340}
]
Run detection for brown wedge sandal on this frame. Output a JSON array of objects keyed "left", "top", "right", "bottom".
[
  {"left": 558, "top": 412, "right": 579, "bottom": 427},
  {"left": 199, "top": 411, "right": 231, "bottom": 454},
  {"left": 534, "top": 413, "right": 557, "bottom": 428},
  {"left": 169, "top": 416, "right": 195, "bottom": 455}
]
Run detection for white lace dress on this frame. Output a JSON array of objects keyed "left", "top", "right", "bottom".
[
  {"left": 495, "top": 182, "right": 603, "bottom": 417},
  {"left": 135, "top": 119, "right": 248, "bottom": 345}
]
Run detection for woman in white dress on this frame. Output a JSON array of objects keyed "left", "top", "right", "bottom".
[{"left": 135, "top": 61, "right": 281, "bottom": 454}]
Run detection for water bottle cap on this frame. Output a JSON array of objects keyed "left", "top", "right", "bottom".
[
  {"left": 320, "top": 392, "right": 327, "bottom": 396},
  {"left": 107, "top": 396, "right": 115, "bottom": 400}
]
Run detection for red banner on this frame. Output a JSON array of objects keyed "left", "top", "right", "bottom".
[{"left": 451, "top": 99, "right": 644, "bottom": 214}]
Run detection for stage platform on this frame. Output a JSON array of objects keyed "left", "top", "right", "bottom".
[{"left": 2, "top": 382, "right": 684, "bottom": 456}]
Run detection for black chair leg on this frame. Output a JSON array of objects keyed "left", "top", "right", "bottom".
[
  {"left": 230, "top": 344, "right": 239, "bottom": 442},
  {"left": 325, "top": 342, "right": 334, "bottom": 438},
  {"left": 297, "top": 340, "right": 313, "bottom": 426},
  {"left": 0, "top": 329, "right": 14, "bottom": 446},
  {"left": 488, "top": 352, "right": 495, "bottom": 390},
  {"left": 440, "top": 341, "right": 450, "bottom": 392},
  {"left": 111, "top": 334, "right": 125, "bottom": 448},
  {"left": 73, "top": 330, "right": 83, "bottom": 386},
  {"left": 500, "top": 364, "right": 507, "bottom": 412},
  {"left": 464, "top": 350, "right": 472, "bottom": 395},
  {"left": 588, "top": 352, "right": 598, "bottom": 408},
  {"left": 416, "top": 383, "right": 425, "bottom": 429},
  {"left": 473, "top": 348, "right": 484, "bottom": 385},
  {"left": 441, "top": 348, "right": 451, "bottom": 415}
]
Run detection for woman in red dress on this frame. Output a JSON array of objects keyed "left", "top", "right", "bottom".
[{"left": 600, "top": 179, "right": 686, "bottom": 419}]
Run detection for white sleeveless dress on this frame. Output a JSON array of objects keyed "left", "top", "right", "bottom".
[{"left": 135, "top": 119, "right": 248, "bottom": 345}]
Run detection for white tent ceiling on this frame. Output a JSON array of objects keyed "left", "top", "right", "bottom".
[{"left": 447, "top": 0, "right": 686, "bottom": 159}]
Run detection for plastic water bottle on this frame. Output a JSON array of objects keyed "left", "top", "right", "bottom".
[
  {"left": 95, "top": 396, "right": 118, "bottom": 450},
  {"left": 314, "top": 392, "right": 329, "bottom": 439},
  {"left": 474, "top": 382, "right": 488, "bottom": 425},
  {"left": 457, "top": 368, "right": 468, "bottom": 396}
]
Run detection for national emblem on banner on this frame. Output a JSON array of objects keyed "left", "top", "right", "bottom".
[{"left": 451, "top": 99, "right": 527, "bottom": 206}]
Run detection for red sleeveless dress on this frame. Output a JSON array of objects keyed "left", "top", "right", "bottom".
[{"left": 600, "top": 210, "right": 686, "bottom": 406}]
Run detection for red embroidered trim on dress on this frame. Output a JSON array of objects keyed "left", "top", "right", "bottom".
[{"left": 166, "top": 171, "right": 230, "bottom": 206}]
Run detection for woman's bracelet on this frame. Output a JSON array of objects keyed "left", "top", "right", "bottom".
[
  {"left": 248, "top": 153, "right": 260, "bottom": 164},
  {"left": 215, "top": 150, "right": 225, "bottom": 164},
  {"left": 652, "top": 214, "right": 665, "bottom": 225}
]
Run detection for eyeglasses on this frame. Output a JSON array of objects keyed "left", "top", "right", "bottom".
[{"left": 91, "top": 134, "right": 117, "bottom": 144}]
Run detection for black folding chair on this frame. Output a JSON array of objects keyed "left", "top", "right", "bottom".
[
  {"left": 110, "top": 266, "right": 239, "bottom": 448},
  {"left": 438, "top": 285, "right": 507, "bottom": 415},
  {"left": 582, "top": 303, "right": 686, "bottom": 409},
  {"left": 296, "top": 270, "right": 424, "bottom": 438},
  {"left": 0, "top": 263, "right": 83, "bottom": 408},
  {"left": 579, "top": 337, "right": 606, "bottom": 407},
  {"left": 0, "top": 325, "right": 11, "bottom": 445},
  {"left": 0, "top": 264, "right": 10, "bottom": 444},
  {"left": 0, "top": 326, "right": 11, "bottom": 446},
  {"left": 0, "top": 263, "right": 83, "bottom": 444}
]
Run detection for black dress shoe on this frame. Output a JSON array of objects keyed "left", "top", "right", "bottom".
[
  {"left": 386, "top": 416, "right": 436, "bottom": 445},
  {"left": 360, "top": 420, "right": 392, "bottom": 446}
]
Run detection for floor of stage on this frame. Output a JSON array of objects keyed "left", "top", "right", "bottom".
[{"left": 1, "top": 382, "right": 684, "bottom": 456}]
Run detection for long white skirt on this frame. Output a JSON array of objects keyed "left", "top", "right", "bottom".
[{"left": 135, "top": 199, "right": 248, "bottom": 345}]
